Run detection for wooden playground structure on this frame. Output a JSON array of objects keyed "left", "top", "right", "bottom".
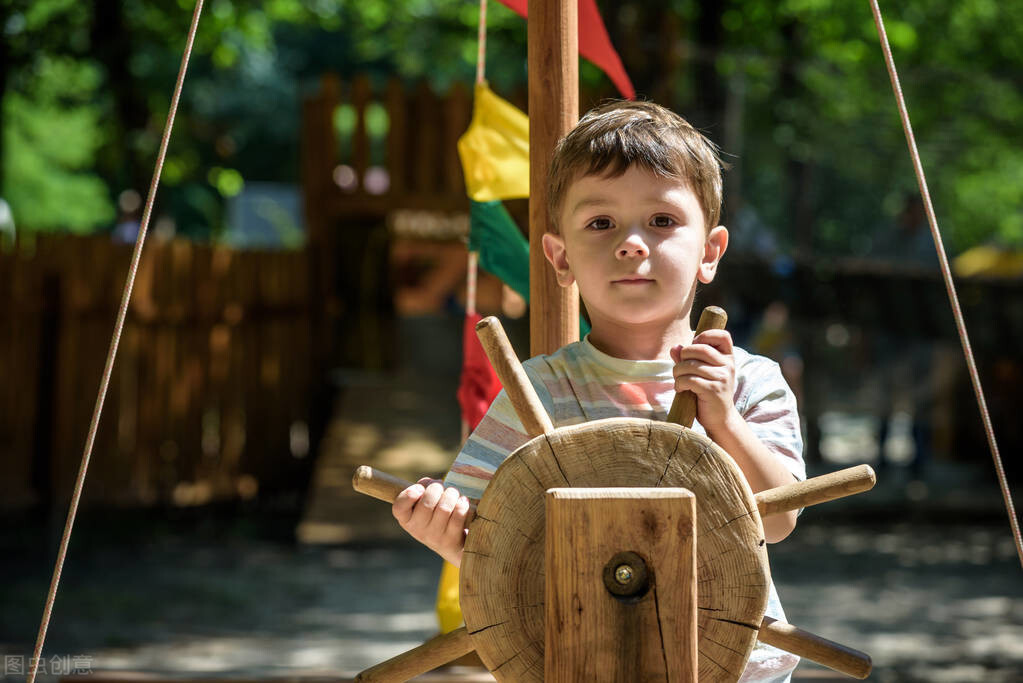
[
  {"left": 352, "top": 310, "right": 877, "bottom": 681},
  {"left": 344, "top": 4, "right": 879, "bottom": 678},
  {"left": 19, "top": 0, "right": 1020, "bottom": 681}
]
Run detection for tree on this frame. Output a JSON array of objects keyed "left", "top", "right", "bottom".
[{"left": 2, "top": 0, "right": 1021, "bottom": 250}]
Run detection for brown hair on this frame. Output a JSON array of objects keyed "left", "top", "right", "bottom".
[{"left": 547, "top": 100, "right": 724, "bottom": 232}]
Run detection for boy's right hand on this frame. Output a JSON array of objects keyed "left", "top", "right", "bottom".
[{"left": 392, "top": 478, "right": 474, "bottom": 568}]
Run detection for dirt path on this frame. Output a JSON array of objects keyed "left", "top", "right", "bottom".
[{"left": 1, "top": 505, "right": 1019, "bottom": 682}]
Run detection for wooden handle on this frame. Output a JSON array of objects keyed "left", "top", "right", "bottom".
[
  {"left": 755, "top": 465, "right": 876, "bottom": 517},
  {"left": 352, "top": 465, "right": 411, "bottom": 504},
  {"left": 476, "top": 315, "right": 554, "bottom": 438},
  {"left": 355, "top": 626, "right": 475, "bottom": 682},
  {"left": 666, "top": 306, "right": 728, "bottom": 428},
  {"left": 352, "top": 466, "right": 480, "bottom": 511},
  {"left": 758, "top": 617, "right": 872, "bottom": 679}
]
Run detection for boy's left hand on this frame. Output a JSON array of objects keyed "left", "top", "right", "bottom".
[{"left": 671, "top": 329, "right": 739, "bottom": 436}]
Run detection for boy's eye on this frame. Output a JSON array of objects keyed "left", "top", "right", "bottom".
[
  {"left": 651, "top": 214, "right": 676, "bottom": 228},
  {"left": 586, "top": 217, "right": 614, "bottom": 231}
]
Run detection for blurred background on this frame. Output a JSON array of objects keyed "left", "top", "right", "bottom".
[{"left": 1, "top": 1, "right": 1021, "bottom": 681}]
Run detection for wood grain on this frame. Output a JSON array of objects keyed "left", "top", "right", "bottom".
[
  {"left": 351, "top": 465, "right": 479, "bottom": 512},
  {"left": 545, "top": 488, "right": 697, "bottom": 682},
  {"left": 351, "top": 466, "right": 413, "bottom": 505},
  {"left": 461, "top": 419, "right": 769, "bottom": 682},
  {"left": 758, "top": 617, "right": 872, "bottom": 679},
  {"left": 755, "top": 465, "right": 876, "bottom": 517},
  {"left": 528, "top": 0, "right": 579, "bottom": 357},
  {"left": 667, "top": 306, "right": 728, "bottom": 428},
  {"left": 354, "top": 626, "right": 475, "bottom": 682},
  {"left": 475, "top": 316, "right": 553, "bottom": 437}
]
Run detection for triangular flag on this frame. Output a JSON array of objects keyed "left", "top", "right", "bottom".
[
  {"left": 457, "top": 311, "right": 504, "bottom": 432},
  {"left": 469, "top": 200, "right": 531, "bottom": 302},
  {"left": 496, "top": 0, "right": 635, "bottom": 100},
  {"left": 468, "top": 200, "right": 591, "bottom": 336},
  {"left": 457, "top": 83, "right": 530, "bottom": 202}
]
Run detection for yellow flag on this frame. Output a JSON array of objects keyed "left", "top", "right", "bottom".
[
  {"left": 435, "top": 560, "right": 463, "bottom": 633},
  {"left": 457, "top": 82, "right": 530, "bottom": 202},
  {"left": 954, "top": 244, "right": 1023, "bottom": 278}
]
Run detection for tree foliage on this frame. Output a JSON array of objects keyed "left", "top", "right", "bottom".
[{"left": 1, "top": 0, "right": 1021, "bottom": 253}]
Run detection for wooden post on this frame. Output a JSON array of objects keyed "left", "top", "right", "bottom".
[
  {"left": 545, "top": 488, "right": 698, "bottom": 682},
  {"left": 528, "top": 0, "right": 579, "bottom": 357}
]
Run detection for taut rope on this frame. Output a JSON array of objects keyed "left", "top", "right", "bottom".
[
  {"left": 26, "top": 3, "right": 207, "bottom": 682},
  {"left": 869, "top": 0, "right": 1022, "bottom": 567}
]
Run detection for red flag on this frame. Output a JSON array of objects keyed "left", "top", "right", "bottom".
[
  {"left": 457, "top": 312, "right": 504, "bottom": 432},
  {"left": 497, "top": 0, "right": 635, "bottom": 100}
]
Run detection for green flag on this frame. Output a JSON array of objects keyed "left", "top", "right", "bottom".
[{"left": 469, "top": 200, "right": 590, "bottom": 336}]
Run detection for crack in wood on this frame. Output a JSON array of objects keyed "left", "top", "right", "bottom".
[
  {"left": 700, "top": 650, "right": 730, "bottom": 673},
  {"left": 655, "top": 427, "right": 685, "bottom": 487},
  {"left": 712, "top": 617, "right": 760, "bottom": 631},
  {"left": 505, "top": 523, "right": 541, "bottom": 545},
  {"left": 704, "top": 636, "right": 748, "bottom": 656},
  {"left": 490, "top": 637, "right": 542, "bottom": 674},
  {"left": 467, "top": 620, "right": 510, "bottom": 636},
  {"left": 645, "top": 422, "right": 653, "bottom": 472},
  {"left": 651, "top": 583, "right": 671, "bottom": 676},
  {"left": 512, "top": 460, "right": 546, "bottom": 493},
  {"left": 543, "top": 433, "right": 572, "bottom": 485},
  {"left": 681, "top": 441, "right": 712, "bottom": 478},
  {"left": 708, "top": 510, "right": 754, "bottom": 533}
]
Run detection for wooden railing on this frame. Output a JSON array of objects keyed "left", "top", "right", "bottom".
[{"left": 301, "top": 74, "right": 481, "bottom": 237}]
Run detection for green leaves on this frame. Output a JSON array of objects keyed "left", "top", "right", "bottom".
[
  {"left": 2, "top": 0, "right": 1021, "bottom": 250},
  {"left": 3, "top": 56, "right": 113, "bottom": 232}
]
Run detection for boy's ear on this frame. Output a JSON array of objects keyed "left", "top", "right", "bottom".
[
  {"left": 697, "top": 226, "right": 729, "bottom": 284},
  {"left": 542, "top": 232, "right": 575, "bottom": 287}
]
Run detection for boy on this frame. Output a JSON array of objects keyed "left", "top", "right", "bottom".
[{"left": 393, "top": 101, "right": 805, "bottom": 682}]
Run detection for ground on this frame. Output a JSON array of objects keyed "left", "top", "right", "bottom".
[
  {"left": 2, "top": 317, "right": 1020, "bottom": 681},
  {"left": 1, "top": 472, "right": 1020, "bottom": 682}
]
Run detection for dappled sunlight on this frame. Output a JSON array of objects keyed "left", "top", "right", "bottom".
[{"left": 772, "top": 522, "right": 1022, "bottom": 681}]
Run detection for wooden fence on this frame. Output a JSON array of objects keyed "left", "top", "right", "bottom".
[{"left": 0, "top": 235, "right": 313, "bottom": 509}]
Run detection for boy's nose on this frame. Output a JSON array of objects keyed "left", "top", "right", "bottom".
[{"left": 616, "top": 235, "right": 648, "bottom": 259}]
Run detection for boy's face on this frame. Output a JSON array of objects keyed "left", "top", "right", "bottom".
[{"left": 542, "top": 165, "right": 727, "bottom": 333}]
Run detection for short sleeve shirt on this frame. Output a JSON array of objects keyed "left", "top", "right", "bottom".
[{"left": 444, "top": 336, "right": 805, "bottom": 682}]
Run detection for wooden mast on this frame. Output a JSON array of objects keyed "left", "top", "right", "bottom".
[{"left": 528, "top": 0, "right": 580, "bottom": 357}]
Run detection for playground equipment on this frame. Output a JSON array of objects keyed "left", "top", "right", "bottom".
[
  {"left": 352, "top": 308, "right": 876, "bottom": 681},
  {"left": 20, "top": 2, "right": 1019, "bottom": 683}
]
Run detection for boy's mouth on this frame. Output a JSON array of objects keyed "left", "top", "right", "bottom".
[{"left": 613, "top": 276, "right": 654, "bottom": 284}]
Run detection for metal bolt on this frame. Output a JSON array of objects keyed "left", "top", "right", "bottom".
[{"left": 614, "top": 564, "right": 634, "bottom": 585}]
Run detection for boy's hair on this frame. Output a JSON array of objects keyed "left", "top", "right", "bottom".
[{"left": 547, "top": 100, "right": 724, "bottom": 232}]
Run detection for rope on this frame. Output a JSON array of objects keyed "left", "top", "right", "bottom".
[
  {"left": 465, "top": 0, "right": 487, "bottom": 319},
  {"left": 466, "top": 250, "right": 479, "bottom": 317},
  {"left": 465, "top": 0, "right": 487, "bottom": 317},
  {"left": 461, "top": 0, "right": 488, "bottom": 445},
  {"left": 475, "top": 0, "right": 488, "bottom": 86},
  {"left": 869, "top": 0, "right": 1023, "bottom": 568},
  {"left": 25, "top": 3, "right": 207, "bottom": 681}
]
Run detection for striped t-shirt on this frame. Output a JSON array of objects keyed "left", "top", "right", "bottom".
[{"left": 444, "top": 336, "right": 805, "bottom": 682}]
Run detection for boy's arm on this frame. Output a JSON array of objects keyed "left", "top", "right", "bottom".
[
  {"left": 393, "top": 381, "right": 542, "bottom": 565},
  {"left": 672, "top": 329, "right": 800, "bottom": 543},
  {"left": 392, "top": 478, "right": 474, "bottom": 567}
]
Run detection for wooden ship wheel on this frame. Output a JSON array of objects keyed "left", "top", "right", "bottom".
[{"left": 352, "top": 308, "right": 876, "bottom": 682}]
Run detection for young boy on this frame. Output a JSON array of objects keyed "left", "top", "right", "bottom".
[{"left": 393, "top": 101, "right": 805, "bottom": 682}]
